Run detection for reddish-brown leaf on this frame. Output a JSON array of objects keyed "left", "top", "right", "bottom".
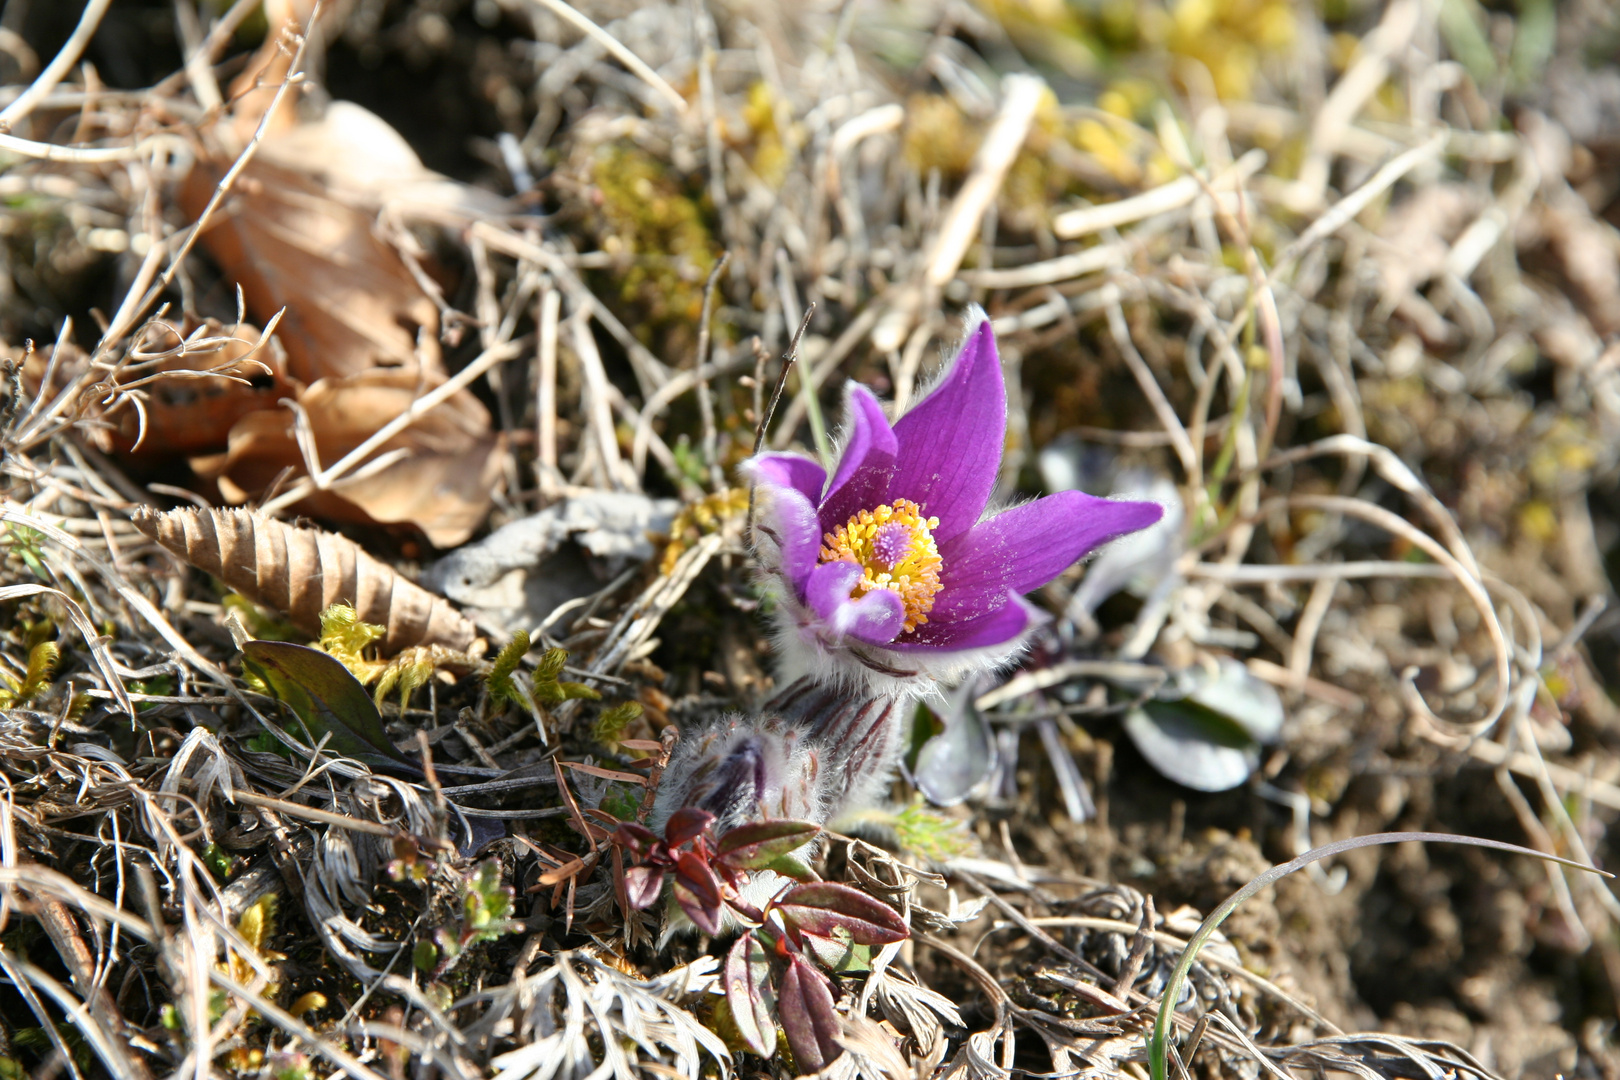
[
  {"left": 623, "top": 865, "right": 665, "bottom": 911},
  {"left": 724, "top": 933, "right": 778, "bottom": 1058},
  {"left": 777, "top": 953, "right": 840, "bottom": 1072},
  {"left": 776, "top": 882, "right": 908, "bottom": 946},
  {"left": 672, "top": 850, "right": 723, "bottom": 935},
  {"left": 714, "top": 819, "right": 821, "bottom": 870},
  {"left": 664, "top": 807, "right": 714, "bottom": 848}
]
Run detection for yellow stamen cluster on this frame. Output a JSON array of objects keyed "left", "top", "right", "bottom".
[{"left": 819, "top": 499, "right": 944, "bottom": 633}]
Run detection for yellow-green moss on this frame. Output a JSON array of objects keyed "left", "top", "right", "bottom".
[{"left": 591, "top": 143, "right": 718, "bottom": 349}]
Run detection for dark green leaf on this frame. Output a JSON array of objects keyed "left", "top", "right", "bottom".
[
  {"left": 241, "top": 641, "right": 414, "bottom": 768},
  {"left": 761, "top": 854, "right": 821, "bottom": 883},
  {"left": 802, "top": 927, "right": 872, "bottom": 972},
  {"left": 413, "top": 940, "right": 438, "bottom": 973}
]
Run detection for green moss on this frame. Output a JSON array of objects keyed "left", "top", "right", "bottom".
[{"left": 590, "top": 143, "right": 718, "bottom": 351}]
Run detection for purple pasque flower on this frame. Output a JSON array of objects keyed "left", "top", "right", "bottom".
[{"left": 746, "top": 313, "right": 1165, "bottom": 690}]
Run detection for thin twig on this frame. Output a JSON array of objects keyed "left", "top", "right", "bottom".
[
  {"left": 694, "top": 253, "right": 731, "bottom": 491},
  {"left": 520, "top": 0, "right": 688, "bottom": 114},
  {"left": 746, "top": 306, "right": 815, "bottom": 542},
  {"left": 0, "top": 0, "right": 114, "bottom": 130}
]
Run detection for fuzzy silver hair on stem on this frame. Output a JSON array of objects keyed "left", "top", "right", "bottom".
[
  {"left": 648, "top": 682, "right": 909, "bottom": 842},
  {"left": 649, "top": 713, "right": 828, "bottom": 837},
  {"left": 643, "top": 684, "right": 912, "bottom": 938},
  {"left": 763, "top": 677, "right": 910, "bottom": 822}
]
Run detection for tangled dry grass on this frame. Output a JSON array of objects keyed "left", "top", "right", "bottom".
[{"left": 0, "top": 0, "right": 1614, "bottom": 1078}]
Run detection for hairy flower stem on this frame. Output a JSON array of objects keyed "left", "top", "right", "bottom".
[{"left": 766, "top": 677, "right": 912, "bottom": 820}]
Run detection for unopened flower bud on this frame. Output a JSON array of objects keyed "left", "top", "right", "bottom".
[{"left": 649, "top": 713, "right": 827, "bottom": 836}]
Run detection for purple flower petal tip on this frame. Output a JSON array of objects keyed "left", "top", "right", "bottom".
[
  {"left": 1108, "top": 497, "right": 1166, "bottom": 533},
  {"left": 744, "top": 453, "right": 826, "bottom": 504},
  {"left": 805, "top": 561, "right": 906, "bottom": 644},
  {"left": 821, "top": 385, "right": 898, "bottom": 530},
  {"left": 893, "top": 592, "right": 1040, "bottom": 652},
  {"left": 889, "top": 317, "right": 1006, "bottom": 541}
]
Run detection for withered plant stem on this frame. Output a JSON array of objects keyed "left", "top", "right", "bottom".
[
  {"left": 694, "top": 252, "right": 731, "bottom": 492},
  {"left": 746, "top": 304, "right": 815, "bottom": 544}
]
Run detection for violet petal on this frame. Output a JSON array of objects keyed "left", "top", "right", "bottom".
[
  {"left": 891, "top": 592, "right": 1038, "bottom": 651},
  {"left": 743, "top": 459, "right": 825, "bottom": 592},
  {"left": 748, "top": 452, "right": 826, "bottom": 504},
  {"left": 805, "top": 561, "right": 906, "bottom": 644},
  {"left": 929, "top": 493, "right": 1165, "bottom": 624},
  {"left": 820, "top": 386, "right": 898, "bottom": 531},
  {"left": 888, "top": 320, "right": 1005, "bottom": 542}
]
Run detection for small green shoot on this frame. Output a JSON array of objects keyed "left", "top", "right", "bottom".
[
  {"left": 373, "top": 648, "right": 434, "bottom": 715},
  {"left": 315, "top": 602, "right": 387, "bottom": 682},
  {"left": 1, "top": 524, "right": 49, "bottom": 579},
  {"left": 487, "top": 636, "right": 600, "bottom": 724},
  {"left": 486, "top": 631, "right": 537, "bottom": 714},
  {"left": 427, "top": 859, "right": 524, "bottom": 977},
  {"left": 892, "top": 800, "right": 973, "bottom": 862},
  {"left": 0, "top": 641, "right": 57, "bottom": 707},
  {"left": 594, "top": 700, "right": 644, "bottom": 752},
  {"left": 201, "top": 842, "right": 240, "bottom": 881}
]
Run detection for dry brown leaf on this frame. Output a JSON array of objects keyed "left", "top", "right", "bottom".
[
  {"left": 190, "top": 368, "right": 504, "bottom": 549},
  {"left": 171, "top": 6, "right": 513, "bottom": 547},
  {"left": 131, "top": 506, "right": 476, "bottom": 655},
  {"left": 179, "top": 159, "right": 441, "bottom": 384},
  {"left": 183, "top": 5, "right": 444, "bottom": 386},
  {"left": 224, "top": 0, "right": 346, "bottom": 148},
  {"left": 107, "top": 317, "right": 298, "bottom": 457},
  {"left": 15, "top": 317, "right": 296, "bottom": 459}
]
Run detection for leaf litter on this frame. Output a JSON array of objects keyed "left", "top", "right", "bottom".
[{"left": 0, "top": 0, "right": 1615, "bottom": 1079}]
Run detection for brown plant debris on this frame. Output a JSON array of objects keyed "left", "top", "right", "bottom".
[{"left": 130, "top": 505, "right": 477, "bottom": 655}]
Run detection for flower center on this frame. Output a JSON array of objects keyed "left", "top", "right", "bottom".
[{"left": 819, "top": 499, "right": 944, "bottom": 633}]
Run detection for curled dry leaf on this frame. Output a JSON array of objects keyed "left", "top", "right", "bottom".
[
  {"left": 169, "top": 1, "right": 513, "bottom": 546},
  {"left": 130, "top": 506, "right": 476, "bottom": 655},
  {"left": 18, "top": 316, "right": 296, "bottom": 460},
  {"left": 179, "top": 157, "right": 440, "bottom": 383},
  {"left": 190, "top": 368, "right": 506, "bottom": 549}
]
